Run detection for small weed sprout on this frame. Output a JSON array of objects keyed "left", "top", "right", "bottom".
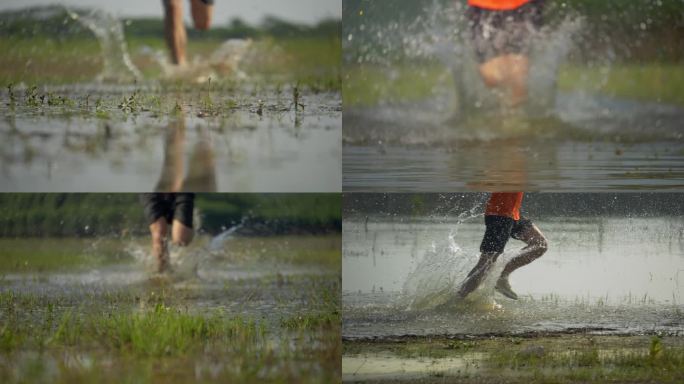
[
  {"left": 25, "top": 85, "right": 40, "bottom": 107},
  {"left": 292, "top": 85, "right": 304, "bottom": 111},
  {"left": 118, "top": 91, "right": 141, "bottom": 113},
  {"left": 7, "top": 83, "right": 16, "bottom": 105},
  {"left": 649, "top": 336, "right": 663, "bottom": 364}
]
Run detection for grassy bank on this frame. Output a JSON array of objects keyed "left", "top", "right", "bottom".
[
  {"left": 0, "top": 194, "right": 341, "bottom": 237},
  {"left": 0, "top": 234, "right": 341, "bottom": 273},
  {"left": 343, "top": 334, "right": 684, "bottom": 383},
  {"left": 0, "top": 36, "right": 340, "bottom": 88},
  {"left": 0, "top": 237, "right": 131, "bottom": 273},
  {"left": 342, "top": 63, "right": 684, "bottom": 107}
]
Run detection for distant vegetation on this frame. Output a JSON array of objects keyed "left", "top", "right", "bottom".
[
  {"left": 0, "top": 6, "right": 340, "bottom": 40},
  {"left": 343, "top": 193, "right": 684, "bottom": 218},
  {"left": 0, "top": 6, "right": 341, "bottom": 85},
  {"left": 0, "top": 194, "right": 341, "bottom": 237}
]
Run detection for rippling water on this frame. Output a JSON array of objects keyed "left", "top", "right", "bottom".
[{"left": 343, "top": 92, "right": 684, "bottom": 191}]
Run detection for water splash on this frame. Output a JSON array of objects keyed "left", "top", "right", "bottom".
[
  {"left": 348, "top": 1, "right": 584, "bottom": 117},
  {"left": 148, "top": 38, "right": 254, "bottom": 83},
  {"left": 66, "top": 8, "right": 142, "bottom": 83},
  {"left": 124, "top": 220, "right": 244, "bottom": 279},
  {"left": 208, "top": 222, "right": 244, "bottom": 253},
  {"left": 400, "top": 198, "right": 490, "bottom": 310}
]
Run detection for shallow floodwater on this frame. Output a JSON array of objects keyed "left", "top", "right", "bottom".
[
  {"left": 342, "top": 216, "right": 684, "bottom": 339},
  {"left": 1, "top": 86, "right": 341, "bottom": 192},
  {"left": 343, "top": 92, "right": 684, "bottom": 191},
  {"left": 0, "top": 233, "right": 340, "bottom": 382},
  {"left": 0, "top": 233, "right": 339, "bottom": 325}
]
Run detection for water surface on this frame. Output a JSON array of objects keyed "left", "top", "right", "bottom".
[
  {"left": 343, "top": 216, "right": 684, "bottom": 339},
  {"left": 1, "top": 87, "right": 341, "bottom": 192}
]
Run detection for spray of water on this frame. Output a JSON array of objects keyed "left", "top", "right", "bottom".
[
  {"left": 149, "top": 38, "right": 254, "bottom": 83},
  {"left": 399, "top": 197, "right": 497, "bottom": 311},
  {"left": 48, "top": 6, "right": 253, "bottom": 84},
  {"left": 346, "top": 1, "right": 585, "bottom": 118},
  {"left": 66, "top": 8, "right": 142, "bottom": 83},
  {"left": 124, "top": 213, "right": 244, "bottom": 280}
]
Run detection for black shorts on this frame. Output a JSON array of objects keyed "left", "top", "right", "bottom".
[
  {"left": 480, "top": 215, "right": 533, "bottom": 254},
  {"left": 163, "top": 0, "right": 213, "bottom": 5},
  {"left": 467, "top": 1, "right": 544, "bottom": 63},
  {"left": 140, "top": 193, "right": 195, "bottom": 228}
]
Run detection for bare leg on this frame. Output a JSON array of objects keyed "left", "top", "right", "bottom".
[
  {"left": 190, "top": 0, "right": 213, "bottom": 30},
  {"left": 494, "top": 223, "right": 547, "bottom": 299},
  {"left": 171, "top": 219, "right": 193, "bottom": 246},
  {"left": 163, "top": 0, "right": 187, "bottom": 65},
  {"left": 457, "top": 252, "right": 500, "bottom": 298},
  {"left": 500, "top": 223, "right": 547, "bottom": 278},
  {"left": 149, "top": 218, "right": 170, "bottom": 273},
  {"left": 478, "top": 54, "right": 530, "bottom": 107}
]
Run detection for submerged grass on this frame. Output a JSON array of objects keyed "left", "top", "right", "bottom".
[{"left": 281, "top": 311, "right": 340, "bottom": 331}]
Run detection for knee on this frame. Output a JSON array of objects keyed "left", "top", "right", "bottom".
[
  {"left": 151, "top": 227, "right": 168, "bottom": 246},
  {"left": 537, "top": 237, "right": 548, "bottom": 254}
]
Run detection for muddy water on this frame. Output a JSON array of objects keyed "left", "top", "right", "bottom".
[
  {"left": 342, "top": 216, "right": 684, "bottom": 339},
  {"left": 343, "top": 92, "right": 684, "bottom": 191},
  {"left": 0, "top": 88, "right": 341, "bottom": 192}
]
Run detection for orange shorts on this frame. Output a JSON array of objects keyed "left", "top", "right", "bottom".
[{"left": 485, "top": 192, "right": 524, "bottom": 221}]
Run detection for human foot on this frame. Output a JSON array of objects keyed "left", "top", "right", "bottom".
[{"left": 495, "top": 276, "right": 518, "bottom": 300}]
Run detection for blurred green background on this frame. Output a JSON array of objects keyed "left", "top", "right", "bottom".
[
  {"left": 0, "top": 194, "right": 341, "bottom": 237},
  {"left": 0, "top": 6, "right": 341, "bottom": 86}
]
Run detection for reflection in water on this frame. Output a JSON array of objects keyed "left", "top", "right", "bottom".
[
  {"left": 343, "top": 91, "right": 684, "bottom": 191},
  {"left": 0, "top": 89, "right": 341, "bottom": 192},
  {"left": 344, "top": 140, "right": 684, "bottom": 191},
  {"left": 462, "top": 138, "right": 530, "bottom": 190},
  {"left": 155, "top": 119, "right": 216, "bottom": 192}
]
